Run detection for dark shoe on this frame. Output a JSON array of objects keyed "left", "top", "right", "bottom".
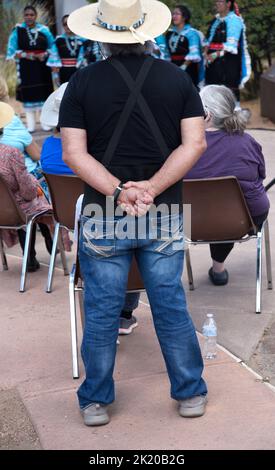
[
  {"left": 208, "top": 267, "right": 228, "bottom": 286},
  {"left": 82, "top": 403, "right": 110, "bottom": 426},
  {"left": 119, "top": 315, "right": 138, "bottom": 335},
  {"left": 178, "top": 395, "right": 207, "bottom": 418},
  {"left": 27, "top": 258, "right": 40, "bottom": 272}
]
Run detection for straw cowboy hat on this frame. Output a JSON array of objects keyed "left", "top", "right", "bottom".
[
  {"left": 40, "top": 82, "right": 68, "bottom": 128},
  {"left": 0, "top": 102, "right": 14, "bottom": 129},
  {"left": 68, "top": 0, "right": 172, "bottom": 45}
]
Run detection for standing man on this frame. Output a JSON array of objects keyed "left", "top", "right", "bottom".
[
  {"left": 205, "top": 0, "right": 251, "bottom": 108},
  {"left": 60, "top": 0, "right": 207, "bottom": 427}
]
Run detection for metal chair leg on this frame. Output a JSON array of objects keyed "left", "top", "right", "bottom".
[
  {"left": 59, "top": 231, "right": 69, "bottom": 276},
  {"left": 69, "top": 264, "right": 79, "bottom": 379},
  {"left": 20, "top": 221, "right": 33, "bottom": 293},
  {"left": 46, "top": 222, "right": 60, "bottom": 293},
  {"left": 264, "top": 219, "right": 273, "bottom": 290},
  {"left": 256, "top": 230, "right": 263, "bottom": 314},
  {"left": 78, "top": 282, "right": 85, "bottom": 330},
  {"left": 185, "top": 247, "right": 194, "bottom": 291},
  {"left": 0, "top": 236, "right": 8, "bottom": 271}
]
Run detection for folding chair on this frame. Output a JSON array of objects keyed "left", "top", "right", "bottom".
[
  {"left": 0, "top": 175, "right": 52, "bottom": 292},
  {"left": 183, "top": 176, "right": 273, "bottom": 314},
  {"left": 69, "top": 252, "right": 144, "bottom": 379},
  {"left": 43, "top": 173, "right": 84, "bottom": 293}
]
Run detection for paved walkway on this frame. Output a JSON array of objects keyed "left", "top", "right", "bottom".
[{"left": 1, "top": 130, "right": 275, "bottom": 450}]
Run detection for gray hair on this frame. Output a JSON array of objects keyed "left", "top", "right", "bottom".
[
  {"left": 100, "top": 41, "right": 154, "bottom": 58},
  {"left": 200, "top": 85, "right": 246, "bottom": 133}
]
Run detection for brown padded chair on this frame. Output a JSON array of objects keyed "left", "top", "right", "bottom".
[
  {"left": 43, "top": 173, "right": 85, "bottom": 293},
  {"left": 183, "top": 176, "right": 273, "bottom": 314},
  {"left": 69, "top": 243, "right": 144, "bottom": 379},
  {"left": 0, "top": 175, "right": 52, "bottom": 292}
]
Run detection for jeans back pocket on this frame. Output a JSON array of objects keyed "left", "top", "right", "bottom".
[
  {"left": 80, "top": 216, "right": 116, "bottom": 258},
  {"left": 150, "top": 213, "right": 184, "bottom": 256}
]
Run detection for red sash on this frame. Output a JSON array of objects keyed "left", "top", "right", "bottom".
[{"left": 61, "top": 58, "right": 77, "bottom": 67}]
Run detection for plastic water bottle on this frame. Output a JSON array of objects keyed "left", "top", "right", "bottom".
[{"left": 202, "top": 314, "right": 217, "bottom": 359}]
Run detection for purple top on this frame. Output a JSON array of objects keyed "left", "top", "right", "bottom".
[{"left": 185, "top": 130, "right": 270, "bottom": 216}]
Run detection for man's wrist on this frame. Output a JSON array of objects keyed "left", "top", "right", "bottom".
[
  {"left": 147, "top": 179, "right": 158, "bottom": 199},
  {"left": 112, "top": 182, "right": 124, "bottom": 202}
]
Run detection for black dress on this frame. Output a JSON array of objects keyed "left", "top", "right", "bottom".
[
  {"left": 80, "top": 40, "right": 101, "bottom": 67},
  {"left": 205, "top": 19, "right": 242, "bottom": 98},
  {"left": 54, "top": 35, "right": 83, "bottom": 84},
  {"left": 166, "top": 29, "right": 200, "bottom": 87},
  {"left": 16, "top": 25, "right": 53, "bottom": 105}
]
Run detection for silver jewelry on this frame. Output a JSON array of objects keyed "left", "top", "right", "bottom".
[
  {"left": 26, "top": 26, "right": 39, "bottom": 46},
  {"left": 169, "top": 31, "right": 184, "bottom": 54},
  {"left": 65, "top": 35, "right": 78, "bottom": 56}
]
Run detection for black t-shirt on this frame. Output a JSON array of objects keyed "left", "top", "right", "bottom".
[{"left": 59, "top": 54, "right": 204, "bottom": 211}]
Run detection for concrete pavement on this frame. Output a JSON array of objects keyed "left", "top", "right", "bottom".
[{"left": 0, "top": 130, "right": 275, "bottom": 450}]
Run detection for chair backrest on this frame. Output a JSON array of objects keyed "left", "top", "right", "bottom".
[
  {"left": 183, "top": 176, "right": 256, "bottom": 242},
  {"left": 0, "top": 175, "right": 26, "bottom": 227},
  {"left": 127, "top": 257, "right": 144, "bottom": 291},
  {"left": 44, "top": 173, "right": 85, "bottom": 230}
]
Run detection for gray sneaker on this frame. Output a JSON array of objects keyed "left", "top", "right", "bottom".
[
  {"left": 119, "top": 315, "right": 138, "bottom": 335},
  {"left": 178, "top": 395, "right": 207, "bottom": 418},
  {"left": 82, "top": 403, "right": 110, "bottom": 426}
]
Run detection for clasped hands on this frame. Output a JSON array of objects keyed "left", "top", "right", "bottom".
[{"left": 117, "top": 181, "right": 156, "bottom": 217}]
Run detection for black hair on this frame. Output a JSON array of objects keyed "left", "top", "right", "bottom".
[
  {"left": 24, "top": 5, "right": 37, "bottom": 15},
  {"left": 56, "top": 126, "right": 60, "bottom": 133},
  {"left": 174, "top": 5, "right": 191, "bottom": 23},
  {"left": 62, "top": 14, "right": 69, "bottom": 24}
]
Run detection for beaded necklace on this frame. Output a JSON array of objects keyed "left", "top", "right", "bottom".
[
  {"left": 26, "top": 25, "right": 39, "bottom": 46},
  {"left": 64, "top": 35, "right": 78, "bottom": 56},
  {"left": 168, "top": 26, "right": 187, "bottom": 54}
]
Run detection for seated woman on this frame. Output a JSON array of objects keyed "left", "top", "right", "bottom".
[
  {"left": 185, "top": 85, "right": 270, "bottom": 285},
  {"left": 0, "top": 102, "right": 52, "bottom": 271},
  {"left": 40, "top": 85, "right": 140, "bottom": 334},
  {"left": 0, "top": 77, "right": 53, "bottom": 255}
]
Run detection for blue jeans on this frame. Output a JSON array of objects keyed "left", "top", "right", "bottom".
[{"left": 78, "top": 213, "right": 207, "bottom": 408}]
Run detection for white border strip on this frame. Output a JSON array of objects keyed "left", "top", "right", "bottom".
[{"left": 139, "top": 300, "right": 275, "bottom": 393}]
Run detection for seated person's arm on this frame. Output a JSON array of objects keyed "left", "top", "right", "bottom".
[
  {"left": 25, "top": 140, "right": 41, "bottom": 162},
  {"left": 12, "top": 148, "right": 38, "bottom": 201}
]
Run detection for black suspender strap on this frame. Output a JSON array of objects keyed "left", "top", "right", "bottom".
[
  {"left": 102, "top": 56, "right": 154, "bottom": 168},
  {"left": 102, "top": 55, "right": 169, "bottom": 168},
  {"left": 110, "top": 57, "right": 169, "bottom": 161}
]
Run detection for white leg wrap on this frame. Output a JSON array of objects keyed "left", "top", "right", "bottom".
[{"left": 25, "top": 110, "right": 36, "bottom": 132}]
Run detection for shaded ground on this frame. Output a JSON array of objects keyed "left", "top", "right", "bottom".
[
  {"left": 0, "top": 389, "right": 41, "bottom": 450},
  {"left": 249, "top": 321, "right": 275, "bottom": 386}
]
